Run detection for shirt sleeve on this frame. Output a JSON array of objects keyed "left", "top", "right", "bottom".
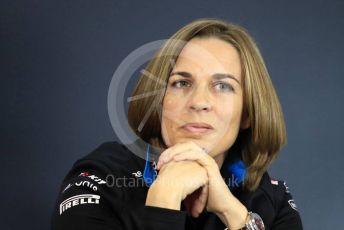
[
  {"left": 271, "top": 181, "right": 303, "bottom": 230},
  {"left": 51, "top": 159, "right": 188, "bottom": 230}
]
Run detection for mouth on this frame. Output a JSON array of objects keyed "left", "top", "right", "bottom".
[{"left": 181, "top": 122, "right": 214, "bottom": 134}]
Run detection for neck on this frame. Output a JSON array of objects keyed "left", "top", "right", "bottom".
[{"left": 214, "top": 151, "right": 228, "bottom": 169}]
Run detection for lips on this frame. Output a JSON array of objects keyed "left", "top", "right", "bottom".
[{"left": 181, "top": 122, "right": 213, "bottom": 134}]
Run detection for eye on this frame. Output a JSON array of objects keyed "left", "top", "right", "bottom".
[
  {"left": 171, "top": 80, "right": 191, "bottom": 88},
  {"left": 214, "top": 82, "right": 234, "bottom": 92}
]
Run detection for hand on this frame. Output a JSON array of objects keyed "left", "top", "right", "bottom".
[
  {"left": 183, "top": 184, "right": 209, "bottom": 217},
  {"left": 156, "top": 141, "right": 228, "bottom": 214},
  {"left": 145, "top": 160, "right": 208, "bottom": 214},
  {"left": 156, "top": 141, "right": 248, "bottom": 229}
]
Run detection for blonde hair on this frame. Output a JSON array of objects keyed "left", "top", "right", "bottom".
[{"left": 127, "top": 18, "right": 286, "bottom": 191}]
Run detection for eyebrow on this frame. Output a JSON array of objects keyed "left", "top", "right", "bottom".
[{"left": 169, "top": 71, "right": 240, "bottom": 85}]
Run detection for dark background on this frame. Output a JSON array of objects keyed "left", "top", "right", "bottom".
[{"left": 1, "top": 0, "right": 344, "bottom": 229}]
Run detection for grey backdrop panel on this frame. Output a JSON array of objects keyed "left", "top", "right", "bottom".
[{"left": 1, "top": 0, "right": 343, "bottom": 229}]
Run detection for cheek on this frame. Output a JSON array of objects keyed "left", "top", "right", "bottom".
[
  {"left": 163, "top": 96, "right": 177, "bottom": 109},
  {"left": 162, "top": 93, "right": 184, "bottom": 118},
  {"left": 216, "top": 98, "right": 243, "bottom": 129},
  {"left": 161, "top": 95, "right": 182, "bottom": 146}
]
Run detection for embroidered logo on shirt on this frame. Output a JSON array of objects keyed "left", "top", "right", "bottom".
[
  {"left": 132, "top": 171, "right": 142, "bottom": 178},
  {"left": 79, "top": 172, "right": 106, "bottom": 185},
  {"left": 75, "top": 180, "right": 98, "bottom": 191},
  {"left": 152, "top": 161, "right": 157, "bottom": 170},
  {"left": 270, "top": 179, "right": 279, "bottom": 185},
  {"left": 283, "top": 181, "right": 290, "bottom": 193},
  {"left": 62, "top": 180, "right": 98, "bottom": 194},
  {"left": 288, "top": 199, "right": 298, "bottom": 211},
  {"left": 62, "top": 183, "right": 73, "bottom": 193},
  {"left": 59, "top": 194, "right": 100, "bottom": 215}
]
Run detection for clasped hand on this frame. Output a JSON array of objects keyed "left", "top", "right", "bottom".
[{"left": 154, "top": 141, "right": 235, "bottom": 218}]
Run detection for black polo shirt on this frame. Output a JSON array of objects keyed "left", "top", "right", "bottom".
[{"left": 51, "top": 141, "right": 303, "bottom": 230}]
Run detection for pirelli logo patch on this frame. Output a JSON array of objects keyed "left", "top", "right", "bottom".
[{"left": 59, "top": 194, "right": 100, "bottom": 215}]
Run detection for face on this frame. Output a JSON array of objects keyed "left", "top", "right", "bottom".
[{"left": 161, "top": 37, "right": 249, "bottom": 164}]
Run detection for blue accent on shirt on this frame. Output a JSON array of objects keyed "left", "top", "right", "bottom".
[
  {"left": 143, "top": 144, "right": 157, "bottom": 186},
  {"left": 227, "top": 160, "right": 246, "bottom": 188}
]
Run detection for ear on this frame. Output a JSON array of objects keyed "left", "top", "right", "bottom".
[{"left": 240, "top": 110, "right": 250, "bottom": 130}]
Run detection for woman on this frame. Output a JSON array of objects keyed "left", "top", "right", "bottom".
[{"left": 52, "top": 18, "right": 303, "bottom": 230}]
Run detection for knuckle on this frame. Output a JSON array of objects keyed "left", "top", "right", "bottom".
[
  {"left": 187, "top": 141, "right": 197, "bottom": 148},
  {"left": 159, "top": 150, "right": 167, "bottom": 158},
  {"left": 209, "top": 157, "right": 216, "bottom": 164}
]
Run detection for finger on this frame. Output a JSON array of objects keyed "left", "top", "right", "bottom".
[
  {"left": 183, "top": 186, "right": 207, "bottom": 217},
  {"left": 159, "top": 141, "right": 196, "bottom": 162},
  {"left": 157, "top": 141, "right": 202, "bottom": 169},
  {"left": 191, "top": 184, "right": 208, "bottom": 217},
  {"left": 172, "top": 151, "right": 220, "bottom": 181},
  {"left": 157, "top": 146, "right": 207, "bottom": 170},
  {"left": 183, "top": 187, "right": 201, "bottom": 215},
  {"left": 172, "top": 150, "right": 215, "bottom": 169},
  {"left": 156, "top": 144, "right": 187, "bottom": 169}
]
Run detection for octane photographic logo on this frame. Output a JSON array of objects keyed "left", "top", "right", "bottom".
[
  {"left": 107, "top": 40, "right": 168, "bottom": 160},
  {"left": 107, "top": 39, "right": 235, "bottom": 161}
]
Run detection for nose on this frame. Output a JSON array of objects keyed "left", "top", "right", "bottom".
[{"left": 188, "top": 85, "right": 212, "bottom": 112}]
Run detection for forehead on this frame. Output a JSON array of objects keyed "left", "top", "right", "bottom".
[{"left": 173, "top": 37, "right": 242, "bottom": 78}]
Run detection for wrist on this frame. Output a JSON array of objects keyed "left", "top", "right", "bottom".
[
  {"left": 223, "top": 211, "right": 265, "bottom": 230},
  {"left": 238, "top": 212, "right": 265, "bottom": 230},
  {"left": 219, "top": 209, "right": 248, "bottom": 230},
  {"left": 145, "top": 182, "right": 182, "bottom": 210},
  {"left": 217, "top": 193, "right": 248, "bottom": 229}
]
